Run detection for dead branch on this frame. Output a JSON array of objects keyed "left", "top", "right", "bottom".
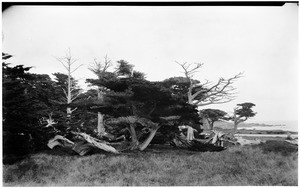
[
  {"left": 71, "top": 64, "right": 84, "bottom": 74},
  {"left": 176, "top": 61, "right": 243, "bottom": 107},
  {"left": 55, "top": 49, "right": 82, "bottom": 120},
  {"left": 89, "top": 55, "right": 112, "bottom": 78}
]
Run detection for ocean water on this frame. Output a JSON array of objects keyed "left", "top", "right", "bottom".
[{"left": 239, "top": 120, "right": 298, "bottom": 132}]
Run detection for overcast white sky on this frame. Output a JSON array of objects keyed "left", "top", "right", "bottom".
[{"left": 2, "top": 4, "right": 298, "bottom": 124}]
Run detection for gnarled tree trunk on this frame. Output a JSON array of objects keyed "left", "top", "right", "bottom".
[
  {"left": 106, "top": 116, "right": 161, "bottom": 151},
  {"left": 138, "top": 127, "right": 159, "bottom": 151},
  {"left": 129, "top": 124, "right": 139, "bottom": 150}
]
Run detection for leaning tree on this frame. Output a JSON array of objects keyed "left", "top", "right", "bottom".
[
  {"left": 231, "top": 102, "right": 256, "bottom": 133},
  {"left": 200, "top": 109, "right": 227, "bottom": 130}
]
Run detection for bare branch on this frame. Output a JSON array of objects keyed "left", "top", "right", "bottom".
[
  {"left": 194, "top": 98, "right": 234, "bottom": 106},
  {"left": 201, "top": 79, "right": 211, "bottom": 86},
  {"left": 70, "top": 58, "right": 78, "bottom": 66},
  {"left": 71, "top": 64, "right": 84, "bottom": 74},
  {"left": 89, "top": 55, "right": 112, "bottom": 78},
  {"left": 175, "top": 61, "right": 203, "bottom": 79},
  {"left": 71, "top": 92, "right": 80, "bottom": 102},
  {"left": 55, "top": 57, "right": 69, "bottom": 70},
  {"left": 62, "top": 88, "right": 68, "bottom": 98},
  {"left": 176, "top": 61, "right": 243, "bottom": 108},
  {"left": 71, "top": 107, "right": 78, "bottom": 113},
  {"left": 103, "top": 54, "right": 112, "bottom": 72}
]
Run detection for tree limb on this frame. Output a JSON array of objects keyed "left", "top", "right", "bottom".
[
  {"left": 71, "top": 64, "right": 84, "bottom": 74},
  {"left": 62, "top": 88, "right": 68, "bottom": 99},
  {"left": 71, "top": 107, "right": 78, "bottom": 113}
]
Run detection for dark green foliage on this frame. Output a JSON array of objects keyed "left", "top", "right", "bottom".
[
  {"left": 115, "top": 60, "right": 134, "bottom": 76},
  {"left": 162, "top": 76, "right": 206, "bottom": 102},
  {"left": 200, "top": 109, "right": 228, "bottom": 129},
  {"left": 236, "top": 102, "right": 256, "bottom": 118},
  {"left": 3, "top": 57, "right": 202, "bottom": 159},
  {"left": 2, "top": 57, "right": 86, "bottom": 161},
  {"left": 3, "top": 63, "right": 55, "bottom": 131},
  {"left": 161, "top": 77, "right": 190, "bottom": 102},
  {"left": 132, "top": 70, "right": 145, "bottom": 80},
  {"left": 52, "top": 72, "right": 79, "bottom": 90},
  {"left": 2, "top": 52, "right": 12, "bottom": 60},
  {"left": 86, "top": 61, "right": 201, "bottom": 144},
  {"left": 102, "top": 78, "right": 201, "bottom": 134},
  {"left": 3, "top": 62, "right": 59, "bottom": 160},
  {"left": 50, "top": 72, "right": 85, "bottom": 134}
]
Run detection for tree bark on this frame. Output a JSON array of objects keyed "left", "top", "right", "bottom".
[
  {"left": 233, "top": 108, "right": 247, "bottom": 133},
  {"left": 97, "top": 89, "right": 105, "bottom": 136},
  {"left": 129, "top": 124, "right": 139, "bottom": 150},
  {"left": 209, "top": 120, "right": 214, "bottom": 130},
  {"left": 138, "top": 127, "right": 159, "bottom": 151},
  {"left": 66, "top": 107, "right": 71, "bottom": 122},
  {"left": 201, "top": 117, "right": 210, "bottom": 130},
  {"left": 97, "top": 112, "right": 105, "bottom": 136},
  {"left": 88, "top": 56, "right": 111, "bottom": 136},
  {"left": 66, "top": 63, "right": 72, "bottom": 120},
  {"left": 233, "top": 108, "right": 238, "bottom": 133},
  {"left": 56, "top": 50, "right": 82, "bottom": 122}
]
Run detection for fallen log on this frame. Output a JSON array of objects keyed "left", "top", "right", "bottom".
[
  {"left": 47, "top": 135, "right": 74, "bottom": 149},
  {"left": 72, "top": 141, "right": 95, "bottom": 156},
  {"left": 48, "top": 133, "right": 119, "bottom": 155},
  {"left": 76, "top": 132, "right": 120, "bottom": 154}
]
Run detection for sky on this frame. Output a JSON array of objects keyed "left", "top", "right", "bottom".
[{"left": 2, "top": 3, "right": 298, "bottom": 124}]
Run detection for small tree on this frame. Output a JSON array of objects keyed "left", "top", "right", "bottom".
[
  {"left": 200, "top": 109, "right": 227, "bottom": 130},
  {"left": 232, "top": 102, "right": 256, "bottom": 133},
  {"left": 52, "top": 72, "right": 81, "bottom": 129},
  {"left": 88, "top": 55, "right": 112, "bottom": 136},
  {"left": 55, "top": 49, "right": 83, "bottom": 122}
]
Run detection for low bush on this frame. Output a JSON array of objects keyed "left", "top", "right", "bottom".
[{"left": 251, "top": 140, "right": 298, "bottom": 156}]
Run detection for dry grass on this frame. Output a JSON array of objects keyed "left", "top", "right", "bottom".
[{"left": 3, "top": 140, "right": 298, "bottom": 186}]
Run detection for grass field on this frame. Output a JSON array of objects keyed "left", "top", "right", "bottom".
[{"left": 3, "top": 140, "right": 298, "bottom": 186}]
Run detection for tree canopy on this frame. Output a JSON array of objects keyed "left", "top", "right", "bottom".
[
  {"left": 232, "top": 102, "right": 257, "bottom": 132},
  {"left": 3, "top": 52, "right": 251, "bottom": 161},
  {"left": 200, "top": 109, "right": 227, "bottom": 130}
]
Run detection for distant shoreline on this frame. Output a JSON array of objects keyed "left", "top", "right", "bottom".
[{"left": 214, "top": 120, "right": 298, "bottom": 133}]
